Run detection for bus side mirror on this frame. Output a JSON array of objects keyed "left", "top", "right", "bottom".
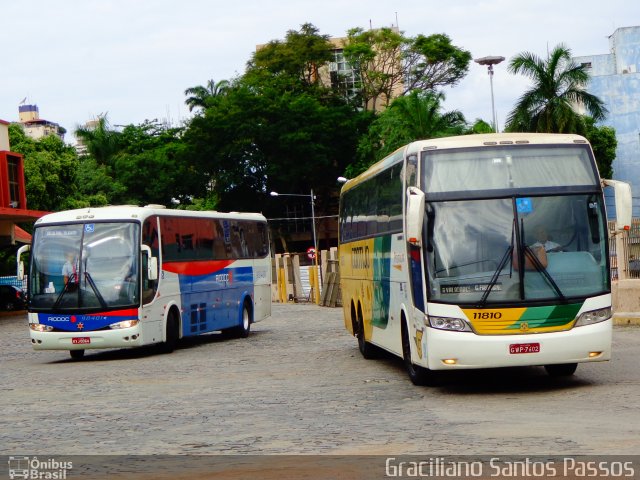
[
  {"left": 17, "top": 244, "right": 30, "bottom": 280},
  {"left": 141, "top": 245, "right": 158, "bottom": 281},
  {"left": 603, "top": 179, "right": 632, "bottom": 231},
  {"left": 406, "top": 187, "right": 425, "bottom": 246}
]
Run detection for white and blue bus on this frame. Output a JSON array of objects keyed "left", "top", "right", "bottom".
[
  {"left": 339, "top": 133, "right": 632, "bottom": 385},
  {"left": 18, "top": 205, "right": 271, "bottom": 359}
]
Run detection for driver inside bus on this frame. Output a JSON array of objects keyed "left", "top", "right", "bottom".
[
  {"left": 62, "top": 251, "right": 78, "bottom": 285},
  {"left": 531, "top": 226, "right": 561, "bottom": 253},
  {"left": 519, "top": 226, "right": 561, "bottom": 270}
]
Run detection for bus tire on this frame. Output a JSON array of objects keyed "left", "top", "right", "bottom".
[
  {"left": 544, "top": 363, "right": 577, "bottom": 377},
  {"left": 230, "top": 302, "right": 251, "bottom": 338},
  {"left": 401, "top": 319, "right": 439, "bottom": 386},
  {"left": 69, "top": 349, "right": 85, "bottom": 360},
  {"left": 356, "top": 303, "right": 376, "bottom": 359},
  {"left": 162, "top": 311, "right": 180, "bottom": 353}
]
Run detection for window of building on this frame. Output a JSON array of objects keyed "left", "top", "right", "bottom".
[{"left": 7, "top": 157, "right": 20, "bottom": 207}]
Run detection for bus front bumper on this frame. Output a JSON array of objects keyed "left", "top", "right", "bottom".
[
  {"left": 30, "top": 326, "right": 144, "bottom": 351},
  {"left": 422, "top": 319, "right": 612, "bottom": 370}
]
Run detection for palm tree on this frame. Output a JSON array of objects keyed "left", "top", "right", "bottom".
[
  {"left": 349, "top": 91, "right": 466, "bottom": 176},
  {"left": 505, "top": 44, "right": 607, "bottom": 133},
  {"left": 184, "top": 79, "right": 230, "bottom": 112},
  {"left": 74, "top": 115, "right": 122, "bottom": 165},
  {"left": 388, "top": 90, "right": 466, "bottom": 140}
]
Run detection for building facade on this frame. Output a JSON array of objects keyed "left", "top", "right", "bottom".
[
  {"left": 0, "top": 119, "right": 48, "bottom": 245},
  {"left": 18, "top": 104, "right": 65, "bottom": 141},
  {"left": 574, "top": 26, "right": 640, "bottom": 216}
]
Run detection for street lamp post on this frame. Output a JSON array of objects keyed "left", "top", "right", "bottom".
[
  {"left": 270, "top": 189, "right": 321, "bottom": 302},
  {"left": 474, "top": 56, "right": 505, "bottom": 132}
]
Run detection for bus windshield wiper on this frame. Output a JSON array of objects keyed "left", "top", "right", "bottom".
[
  {"left": 522, "top": 246, "right": 566, "bottom": 301},
  {"left": 81, "top": 271, "right": 108, "bottom": 309},
  {"left": 477, "top": 221, "right": 516, "bottom": 307},
  {"left": 477, "top": 244, "right": 513, "bottom": 307},
  {"left": 52, "top": 271, "right": 108, "bottom": 310}
]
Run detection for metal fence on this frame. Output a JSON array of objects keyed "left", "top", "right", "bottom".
[
  {"left": 0, "top": 275, "right": 27, "bottom": 289},
  {"left": 609, "top": 218, "right": 640, "bottom": 280}
]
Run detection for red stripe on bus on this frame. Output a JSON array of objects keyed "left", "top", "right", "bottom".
[
  {"left": 162, "top": 260, "right": 234, "bottom": 276},
  {"left": 85, "top": 308, "right": 139, "bottom": 318}
]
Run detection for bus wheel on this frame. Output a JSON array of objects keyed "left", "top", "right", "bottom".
[
  {"left": 230, "top": 303, "right": 251, "bottom": 338},
  {"left": 401, "top": 321, "right": 439, "bottom": 386},
  {"left": 69, "top": 349, "right": 85, "bottom": 360},
  {"left": 356, "top": 305, "right": 376, "bottom": 359},
  {"left": 544, "top": 363, "right": 577, "bottom": 377},
  {"left": 162, "top": 312, "right": 180, "bottom": 353}
]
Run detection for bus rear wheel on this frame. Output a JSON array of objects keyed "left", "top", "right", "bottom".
[
  {"left": 544, "top": 363, "right": 577, "bottom": 377},
  {"left": 229, "top": 303, "right": 251, "bottom": 338},
  {"left": 69, "top": 349, "right": 85, "bottom": 360},
  {"left": 356, "top": 305, "right": 376, "bottom": 359}
]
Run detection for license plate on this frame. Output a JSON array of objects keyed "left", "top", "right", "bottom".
[
  {"left": 72, "top": 337, "right": 91, "bottom": 345},
  {"left": 509, "top": 342, "right": 540, "bottom": 354}
]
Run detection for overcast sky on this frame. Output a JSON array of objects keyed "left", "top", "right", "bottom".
[{"left": 2, "top": 1, "right": 638, "bottom": 143}]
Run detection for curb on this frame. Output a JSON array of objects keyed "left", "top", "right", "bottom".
[{"left": 613, "top": 313, "right": 640, "bottom": 326}]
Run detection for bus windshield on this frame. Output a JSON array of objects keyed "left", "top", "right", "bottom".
[
  {"left": 425, "top": 194, "right": 608, "bottom": 305},
  {"left": 423, "top": 144, "right": 598, "bottom": 193},
  {"left": 29, "top": 222, "right": 140, "bottom": 311}
]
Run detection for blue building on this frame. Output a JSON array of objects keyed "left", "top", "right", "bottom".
[{"left": 574, "top": 26, "right": 640, "bottom": 216}]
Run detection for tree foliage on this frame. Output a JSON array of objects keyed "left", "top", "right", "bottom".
[
  {"left": 249, "top": 23, "right": 333, "bottom": 87},
  {"left": 184, "top": 79, "right": 230, "bottom": 112},
  {"left": 183, "top": 76, "right": 367, "bottom": 215},
  {"left": 404, "top": 33, "right": 472, "bottom": 92},
  {"left": 348, "top": 91, "right": 466, "bottom": 177},
  {"left": 343, "top": 28, "right": 471, "bottom": 111},
  {"left": 505, "top": 44, "right": 607, "bottom": 133},
  {"left": 583, "top": 117, "right": 617, "bottom": 179},
  {"left": 8, "top": 124, "right": 80, "bottom": 212}
]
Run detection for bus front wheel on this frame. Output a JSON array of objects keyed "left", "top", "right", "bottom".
[
  {"left": 401, "top": 321, "right": 439, "bottom": 386},
  {"left": 162, "top": 312, "right": 180, "bottom": 353},
  {"left": 544, "top": 363, "right": 577, "bottom": 377},
  {"left": 69, "top": 349, "right": 85, "bottom": 360}
]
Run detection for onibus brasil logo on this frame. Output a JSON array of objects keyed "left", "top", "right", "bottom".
[{"left": 8, "top": 457, "right": 72, "bottom": 479}]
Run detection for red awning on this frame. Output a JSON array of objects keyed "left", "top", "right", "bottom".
[{"left": 14, "top": 225, "right": 32, "bottom": 243}]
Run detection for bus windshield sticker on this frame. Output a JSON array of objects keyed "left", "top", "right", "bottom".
[
  {"left": 44, "top": 230, "right": 79, "bottom": 237},
  {"left": 440, "top": 283, "right": 503, "bottom": 294},
  {"left": 84, "top": 224, "right": 95, "bottom": 233},
  {"left": 516, "top": 198, "right": 533, "bottom": 214}
]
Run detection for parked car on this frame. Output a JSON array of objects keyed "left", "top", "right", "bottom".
[{"left": 0, "top": 285, "right": 27, "bottom": 311}]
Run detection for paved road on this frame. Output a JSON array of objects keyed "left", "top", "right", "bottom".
[{"left": 1, "top": 304, "right": 639, "bottom": 460}]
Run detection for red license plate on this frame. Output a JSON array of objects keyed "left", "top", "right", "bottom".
[
  {"left": 72, "top": 337, "right": 91, "bottom": 345},
  {"left": 509, "top": 342, "right": 540, "bottom": 354}
]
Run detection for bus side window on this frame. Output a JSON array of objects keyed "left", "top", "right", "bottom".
[{"left": 141, "top": 250, "right": 158, "bottom": 305}]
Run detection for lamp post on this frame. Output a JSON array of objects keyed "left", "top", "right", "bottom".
[
  {"left": 270, "top": 189, "right": 321, "bottom": 302},
  {"left": 474, "top": 56, "right": 505, "bottom": 132}
]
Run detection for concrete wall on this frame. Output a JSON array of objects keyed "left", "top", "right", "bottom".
[
  {"left": 612, "top": 279, "right": 640, "bottom": 324},
  {"left": 0, "top": 121, "right": 9, "bottom": 151}
]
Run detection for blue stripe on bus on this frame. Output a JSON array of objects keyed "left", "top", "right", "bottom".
[
  {"left": 37, "top": 309, "right": 139, "bottom": 331},
  {"left": 177, "top": 266, "right": 254, "bottom": 336}
]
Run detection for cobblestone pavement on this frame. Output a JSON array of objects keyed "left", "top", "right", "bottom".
[{"left": 1, "top": 304, "right": 639, "bottom": 458}]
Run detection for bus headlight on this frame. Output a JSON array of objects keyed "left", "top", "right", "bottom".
[
  {"left": 575, "top": 307, "right": 612, "bottom": 327},
  {"left": 108, "top": 320, "right": 140, "bottom": 329},
  {"left": 30, "top": 323, "right": 54, "bottom": 332},
  {"left": 428, "top": 316, "right": 471, "bottom": 332}
]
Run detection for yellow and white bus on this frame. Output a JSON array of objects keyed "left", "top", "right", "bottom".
[{"left": 339, "top": 133, "right": 631, "bottom": 385}]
